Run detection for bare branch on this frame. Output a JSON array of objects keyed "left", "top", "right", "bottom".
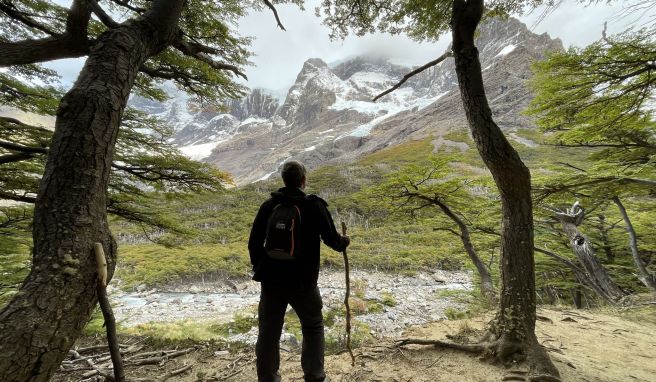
[
  {"left": 0, "top": 116, "right": 52, "bottom": 134},
  {"left": 373, "top": 50, "right": 453, "bottom": 102},
  {"left": 172, "top": 33, "right": 248, "bottom": 80},
  {"left": 0, "top": 140, "right": 48, "bottom": 154},
  {"left": 554, "top": 162, "right": 587, "bottom": 173},
  {"left": 433, "top": 227, "right": 460, "bottom": 237},
  {"left": 263, "top": 0, "right": 286, "bottom": 31},
  {"left": 0, "top": 152, "right": 36, "bottom": 165}
]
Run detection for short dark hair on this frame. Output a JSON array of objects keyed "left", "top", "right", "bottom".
[{"left": 281, "top": 161, "right": 306, "bottom": 188}]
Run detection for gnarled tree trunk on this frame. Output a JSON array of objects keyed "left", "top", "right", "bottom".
[
  {"left": 451, "top": 0, "right": 559, "bottom": 379},
  {"left": 0, "top": 1, "right": 186, "bottom": 380},
  {"left": 553, "top": 202, "right": 626, "bottom": 304}
]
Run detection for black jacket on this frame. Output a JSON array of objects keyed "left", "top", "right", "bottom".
[{"left": 248, "top": 187, "right": 348, "bottom": 288}]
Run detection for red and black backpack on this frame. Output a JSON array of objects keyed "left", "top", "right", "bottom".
[{"left": 264, "top": 203, "right": 302, "bottom": 260}]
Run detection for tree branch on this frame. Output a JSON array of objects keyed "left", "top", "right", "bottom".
[
  {"left": 108, "top": 0, "right": 146, "bottom": 13},
  {"left": 88, "top": 0, "right": 120, "bottom": 28},
  {"left": 0, "top": 0, "right": 91, "bottom": 66},
  {"left": 172, "top": 34, "right": 248, "bottom": 80},
  {"left": 0, "top": 140, "right": 48, "bottom": 154},
  {"left": 0, "top": 116, "right": 53, "bottom": 134},
  {"left": 537, "top": 176, "right": 656, "bottom": 199},
  {"left": 0, "top": 2, "right": 59, "bottom": 36},
  {"left": 373, "top": 50, "right": 453, "bottom": 102},
  {"left": 0, "top": 152, "right": 36, "bottom": 165},
  {"left": 263, "top": 0, "right": 286, "bottom": 31}
]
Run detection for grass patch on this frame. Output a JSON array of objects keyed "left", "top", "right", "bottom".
[{"left": 380, "top": 292, "right": 396, "bottom": 307}]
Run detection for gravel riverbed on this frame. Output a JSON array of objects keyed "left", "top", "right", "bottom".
[{"left": 110, "top": 269, "right": 472, "bottom": 344}]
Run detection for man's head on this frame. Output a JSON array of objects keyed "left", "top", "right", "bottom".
[{"left": 281, "top": 161, "right": 307, "bottom": 189}]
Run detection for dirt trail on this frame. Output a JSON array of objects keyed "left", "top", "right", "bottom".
[{"left": 55, "top": 307, "right": 656, "bottom": 382}]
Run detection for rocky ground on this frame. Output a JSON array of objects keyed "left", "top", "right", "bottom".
[{"left": 111, "top": 269, "right": 473, "bottom": 343}]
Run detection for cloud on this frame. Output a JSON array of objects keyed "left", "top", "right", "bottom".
[{"left": 37, "top": 0, "right": 656, "bottom": 94}]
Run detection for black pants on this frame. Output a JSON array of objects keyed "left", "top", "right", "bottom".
[{"left": 256, "top": 284, "right": 326, "bottom": 382}]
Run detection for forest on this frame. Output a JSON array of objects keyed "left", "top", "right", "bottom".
[{"left": 0, "top": 0, "right": 654, "bottom": 381}]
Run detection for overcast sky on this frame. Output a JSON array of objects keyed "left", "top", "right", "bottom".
[{"left": 45, "top": 0, "right": 652, "bottom": 92}]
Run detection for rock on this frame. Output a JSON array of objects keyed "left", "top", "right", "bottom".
[
  {"left": 281, "top": 333, "right": 299, "bottom": 347},
  {"left": 189, "top": 285, "right": 201, "bottom": 293},
  {"left": 432, "top": 274, "right": 446, "bottom": 283},
  {"left": 171, "top": 298, "right": 182, "bottom": 305},
  {"left": 135, "top": 284, "right": 147, "bottom": 292}
]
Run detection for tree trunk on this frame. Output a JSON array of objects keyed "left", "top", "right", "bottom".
[
  {"left": 554, "top": 209, "right": 625, "bottom": 304},
  {"left": 612, "top": 196, "right": 656, "bottom": 291},
  {"left": 451, "top": 0, "right": 559, "bottom": 379},
  {"left": 434, "top": 199, "right": 495, "bottom": 298},
  {"left": 0, "top": 1, "right": 185, "bottom": 381}
]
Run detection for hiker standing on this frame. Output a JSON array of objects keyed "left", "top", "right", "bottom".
[{"left": 248, "top": 161, "right": 350, "bottom": 382}]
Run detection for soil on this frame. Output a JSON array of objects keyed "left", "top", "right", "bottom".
[{"left": 55, "top": 306, "right": 656, "bottom": 382}]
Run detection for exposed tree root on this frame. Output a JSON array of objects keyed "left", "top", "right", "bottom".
[
  {"left": 396, "top": 332, "right": 561, "bottom": 382},
  {"left": 60, "top": 344, "right": 198, "bottom": 381}
]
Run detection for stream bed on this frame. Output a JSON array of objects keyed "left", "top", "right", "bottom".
[{"left": 110, "top": 269, "right": 473, "bottom": 343}]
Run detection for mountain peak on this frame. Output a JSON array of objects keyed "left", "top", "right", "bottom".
[
  {"left": 476, "top": 17, "right": 563, "bottom": 60},
  {"left": 302, "top": 58, "right": 328, "bottom": 70},
  {"left": 157, "top": 17, "right": 566, "bottom": 184}
]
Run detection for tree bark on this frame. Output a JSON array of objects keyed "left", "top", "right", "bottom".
[
  {"left": 0, "top": 1, "right": 186, "bottom": 381},
  {"left": 451, "top": 0, "right": 559, "bottom": 379},
  {"left": 433, "top": 199, "right": 495, "bottom": 298},
  {"left": 612, "top": 196, "right": 656, "bottom": 291},
  {"left": 554, "top": 205, "right": 626, "bottom": 304}
]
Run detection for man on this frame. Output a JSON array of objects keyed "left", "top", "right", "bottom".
[{"left": 248, "top": 161, "right": 350, "bottom": 382}]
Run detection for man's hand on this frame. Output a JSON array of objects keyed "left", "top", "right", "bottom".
[{"left": 342, "top": 235, "right": 350, "bottom": 248}]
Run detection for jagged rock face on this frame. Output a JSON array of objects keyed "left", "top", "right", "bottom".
[
  {"left": 152, "top": 17, "right": 563, "bottom": 184},
  {"left": 174, "top": 114, "right": 239, "bottom": 147},
  {"left": 276, "top": 58, "right": 340, "bottom": 128},
  {"left": 332, "top": 56, "right": 409, "bottom": 81},
  {"left": 229, "top": 88, "right": 279, "bottom": 120}
]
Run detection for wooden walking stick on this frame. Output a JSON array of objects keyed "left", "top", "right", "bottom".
[
  {"left": 341, "top": 222, "right": 356, "bottom": 366},
  {"left": 94, "top": 243, "right": 125, "bottom": 382}
]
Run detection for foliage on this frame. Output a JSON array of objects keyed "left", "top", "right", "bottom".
[
  {"left": 118, "top": 243, "right": 251, "bottom": 289},
  {"left": 0, "top": 207, "right": 32, "bottom": 306},
  {"left": 527, "top": 28, "right": 656, "bottom": 200},
  {"left": 527, "top": 25, "right": 656, "bottom": 292},
  {"left": 316, "top": 0, "right": 569, "bottom": 41}
]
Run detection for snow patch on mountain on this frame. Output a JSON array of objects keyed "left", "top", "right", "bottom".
[
  {"left": 179, "top": 140, "right": 225, "bottom": 161},
  {"left": 496, "top": 44, "right": 517, "bottom": 57}
]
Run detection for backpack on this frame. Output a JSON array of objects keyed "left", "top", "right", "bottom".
[{"left": 264, "top": 203, "right": 302, "bottom": 260}]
